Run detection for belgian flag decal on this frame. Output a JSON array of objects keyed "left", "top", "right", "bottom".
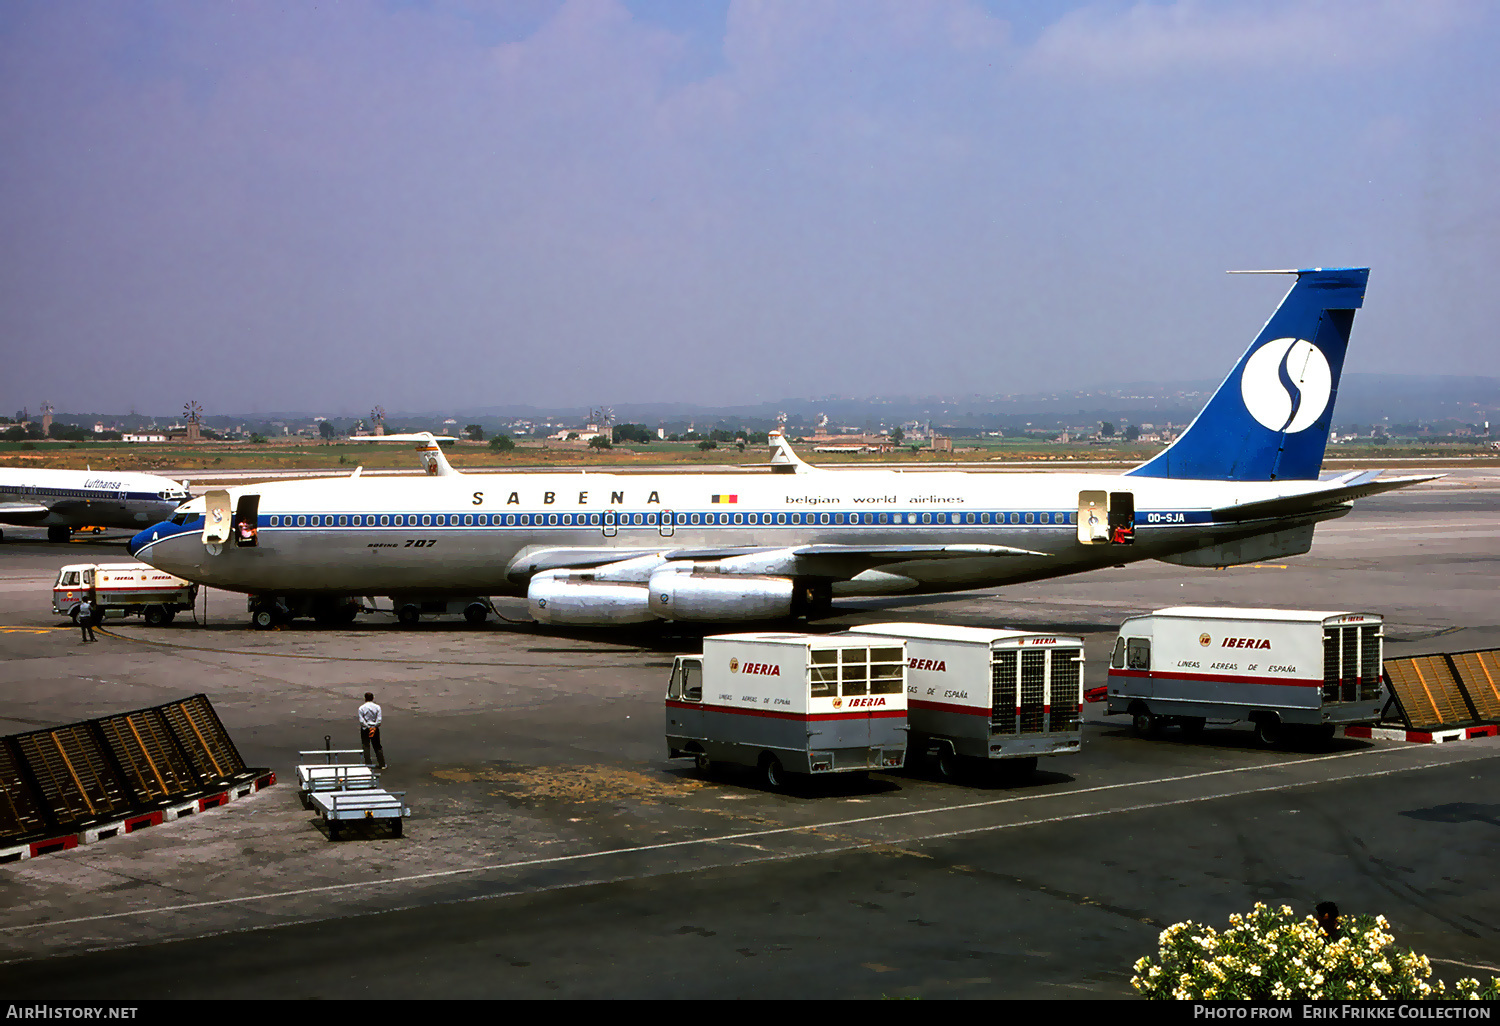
[{"left": 710, "top": 494, "right": 738, "bottom": 504}]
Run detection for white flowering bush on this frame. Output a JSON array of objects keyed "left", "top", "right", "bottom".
[{"left": 1131, "top": 903, "right": 1500, "bottom": 1001}]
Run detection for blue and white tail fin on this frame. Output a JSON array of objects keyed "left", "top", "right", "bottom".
[{"left": 1127, "top": 267, "right": 1367, "bottom": 482}]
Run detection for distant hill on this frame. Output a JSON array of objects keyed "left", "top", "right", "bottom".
[{"left": 42, "top": 374, "right": 1499, "bottom": 436}]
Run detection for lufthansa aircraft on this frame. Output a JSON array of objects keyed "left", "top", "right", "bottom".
[
  {"left": 1, "top": 468, "right": 191, "bottom": 543},
  {"left": 130, "top": 268, "right": 1432, "bottom": 628}
]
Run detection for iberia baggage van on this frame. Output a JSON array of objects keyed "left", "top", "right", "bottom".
[
  {"left": 665, "top": 632, "right": 908, "bottom": 789},
  {"left": 1104, "top": 607, "right": 1385, "bottom": 745},
  {"left": 848, "top": 622, "right": 1084, "bottom": 779}
]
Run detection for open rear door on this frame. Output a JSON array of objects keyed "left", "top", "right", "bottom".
[
  {"left": 1078, "top": 491, "right": 1109, "bottom": 544},
  {"left": 203, "top": 489, "right": 232, "bottom": 546},
  {"left": 234, "top": 494, "right": 260, "bottom": 547}
]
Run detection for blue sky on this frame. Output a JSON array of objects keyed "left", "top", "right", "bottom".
[{"left": 2, "top": 0, "right": 1496, "bottom": 416}]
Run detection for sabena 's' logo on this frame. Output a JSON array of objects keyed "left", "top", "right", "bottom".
[{"left": 1240, "top": 338, "right": 1332, "bottom": 434}]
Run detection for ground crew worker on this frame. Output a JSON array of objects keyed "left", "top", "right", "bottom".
[
  {"left": 358, "top": 692, "right": 386, "bottom": 769},
  {"left": 77, "top": 599, "right": 96, "bottom": 642}
]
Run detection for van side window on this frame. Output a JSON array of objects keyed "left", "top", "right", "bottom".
[
  {"left": 1127, "top": 639, "right": 1151, "bottom": 670},
  {"left": 680, "top": 661, "right": 701, "bottom": 702},
  {"left": 1110, "top": 637, "right": 1125, "bottom": 669}
]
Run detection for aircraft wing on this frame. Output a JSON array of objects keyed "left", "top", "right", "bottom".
[
  {"left": 1211, "top": 472, "right": 1441, "bottom": 523},
  {"left": 508, "top": 540, "right": 1047, "bottom": 584},
  {"left": 0, "top": 502, "right": 52, "bottom": 524}
]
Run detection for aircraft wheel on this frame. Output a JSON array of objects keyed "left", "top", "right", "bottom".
[
  {"left": 463, "top": 602, "right": 489, "bottom": 625},
  {"left": 251, "top": 608, "right": 276, "bottom": 630},
  {"left": 397, "top": 605, "right": 421, "bottom": 627}
]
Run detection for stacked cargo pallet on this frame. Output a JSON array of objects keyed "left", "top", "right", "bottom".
[{"left": 0, "top": 694, "right": 273, "bottom": 861}]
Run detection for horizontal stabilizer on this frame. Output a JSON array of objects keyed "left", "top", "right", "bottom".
[{"left": 1211, "top": 472, "right": 1440, "bottom": 522}]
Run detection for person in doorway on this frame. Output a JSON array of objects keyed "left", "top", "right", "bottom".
[
  {"left": 358, "top": 692, "right": 386, "bottom": 770},
  {"left": 77, "top": 599, "right": 96, "bottom": 642}
]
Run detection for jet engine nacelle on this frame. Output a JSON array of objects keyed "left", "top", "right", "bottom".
[
  {"left": 647, "top": 570, "right": 795, "bottom": 622},
  {"left": 527, "top": 570, "right": 656, "bottom": 625}
]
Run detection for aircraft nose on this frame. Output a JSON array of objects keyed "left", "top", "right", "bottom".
[{"left": 128, "top": 524, "right": 161, "bottom": 557}]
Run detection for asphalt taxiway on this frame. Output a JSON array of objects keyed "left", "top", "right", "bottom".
[{"left": 0, "top": 468, "right": 1495, "bottom": 998}]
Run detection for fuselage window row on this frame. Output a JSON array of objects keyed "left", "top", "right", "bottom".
[{"left": 257, "top": 511, "right": 1081, "bottom": 528}]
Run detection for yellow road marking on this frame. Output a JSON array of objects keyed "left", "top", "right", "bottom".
[{"left": 0, "top": 626, "right": 73, "bottom": 634}]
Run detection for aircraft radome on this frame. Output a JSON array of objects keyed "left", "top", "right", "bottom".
[{"left": 129, "top": 267, "right": 1434, "bottom": 629}]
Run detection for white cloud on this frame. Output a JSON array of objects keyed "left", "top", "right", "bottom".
[{"left": 1024, "top": 0, "right": 1478, "bottom": 79}]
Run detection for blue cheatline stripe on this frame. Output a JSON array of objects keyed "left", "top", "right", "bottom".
[{"left": 228, "top": 509, "right": 1209, "bottom": 530}]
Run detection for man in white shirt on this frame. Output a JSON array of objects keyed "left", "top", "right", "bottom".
[
  {"left": 358, "top": 692, "right": 386, "bottom": 769},
  {"left": 77, "top": 599, "right": 96, "bottom": 642}
]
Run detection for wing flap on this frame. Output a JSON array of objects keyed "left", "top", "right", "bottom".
[{"left": 508, "top": 540, "right": 1048, "bottom": 585}]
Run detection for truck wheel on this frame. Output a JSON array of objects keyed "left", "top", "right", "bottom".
[
  {"left": 143, "top": 605, "right": 167, "bottom": 627},
  {"left": 1254, "top": 716, "right": 1283, "bottom": 748},
  {"left": 251, "top": 608, "right": 276, "bottom": 630},
  {"left": 397, "top": 605, "right": 421, "bottom": 627},
  {"left": 464, "top": 602, "right": 489, "bottom": 625},
  {"left": 694, "top": 753, "right": 712, "bottom": 774},
  {"left": 762, "top": 756, "right": 787, "bottom": 791},
  {"left": 1132, "top": 708, "right": 1158, "bottom": 737},
  {"left": 162, "top": 609, "right": 177, "bottom": 625},
  {"left": 936, "top": 748, "right": 965, "bottom": 781}
]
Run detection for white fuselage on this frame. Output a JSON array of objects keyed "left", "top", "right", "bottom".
[
  {"left": 0, "top": 468, "right": 190, "bottom": 532},
  {"left": 128, "top": 467, "right": 1348, "bottom": 599}
]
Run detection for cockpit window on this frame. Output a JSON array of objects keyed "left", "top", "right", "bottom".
[{"left": 171, "top": 513, "right": 189, "bottom": 525}]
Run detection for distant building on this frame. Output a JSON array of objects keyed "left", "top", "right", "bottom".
[
  {"left": 930, "top": 434, "right": 953, "bottom": 453},
  {"left": 122, "top": 434, "right": 167, "bottom": 443}
]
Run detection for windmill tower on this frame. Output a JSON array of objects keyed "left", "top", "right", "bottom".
[
  {"left": 40, "top": 403, "right": 54, "bottom": 437},
  {"left": 370, "top": 406, "right": 386, "bottom": 436},
  {"left": 183, "top": 400, "right": 203, "bottom": 443}
]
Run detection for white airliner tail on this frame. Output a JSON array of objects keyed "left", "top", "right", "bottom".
[{"left": 367, "top": 433, "right": 460, "bottom": 477}]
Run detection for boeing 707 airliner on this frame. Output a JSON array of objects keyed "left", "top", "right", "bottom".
[{"left": 130, "top": 268, "right": 1432, "bottom": 628}]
